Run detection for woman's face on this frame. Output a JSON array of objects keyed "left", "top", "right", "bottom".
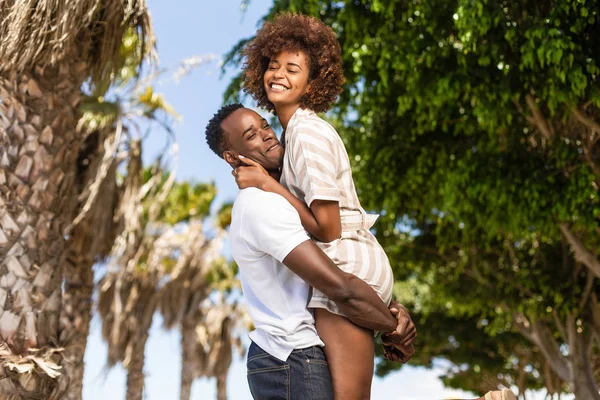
[{"left": 263, "top": 50, "right": 311, "bottom": 109}]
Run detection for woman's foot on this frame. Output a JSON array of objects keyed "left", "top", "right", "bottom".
[{"left": 483, "top": 388, "right": 518, "bottom": 400}]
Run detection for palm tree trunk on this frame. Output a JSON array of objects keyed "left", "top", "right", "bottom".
[
  {"left": 216, "top": 372, "right": 228, "bottom": 400},
  {"left": 57, "top": 224, "right": 95, "bottom": 400},
  {"left": 126, "top": 329, "right": 150, "bottom": 400},
  {"left": 125, "top": 284, "right": 159, "bottom": 400},
  {"left": 0, "top": 63, "right": 85, "bottom": 397},
  {"left": 180, "top": 319, "right": 197, "bottom": 400},
  {"left": 57, "top": 126, "right": 119, "bottom": 399}
]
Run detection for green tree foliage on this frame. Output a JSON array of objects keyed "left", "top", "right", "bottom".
[{"left": 225, "top": 1, "right": 600, "bottom": 397}]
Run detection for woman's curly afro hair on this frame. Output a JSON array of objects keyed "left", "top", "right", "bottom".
[{"left": 242, "top": 13, "right": 345, "bottom": 114}]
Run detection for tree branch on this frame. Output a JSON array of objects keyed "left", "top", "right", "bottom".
[
  {"left": 552, "top": 310, "right": 568, "bottom": 344},
  {"left": 559, "top": 223, "right": 600, "bottom": 279},
  {"left": 571, "top": 108, "right": 600, "bottom": 136},
  {"left": 506, "top": 238, "right": 519, "bottom": 267},
  {"left": 585, "top": 135, "right": 600, "bottom": 178},
  {"left": 570, "top": 108, "right": 600, "bottom": 177},
  {"left": 589, "top": 293, "right": 600, "bottom": 338},
  {"left": 464, "top": 267, "right": 490, "bottom": 287},
  {"left": 543, "top": 360, "right": 556, "bottom": 396},
  {"left": 514, "top": 313, "right": 571, "bottom": 382},
  {"left": 578, "top": 271, "right": 595, "bottom": 311},
  {"left": 566, "top": 312, "right": 577, "bottom": 358},
  {"left": 525, "top": 94, "right": 554, "bottom": 140}
]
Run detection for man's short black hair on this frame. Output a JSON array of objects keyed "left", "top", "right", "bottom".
[{"left": 205, "top": 103, "right": 244, "bottom": 159}]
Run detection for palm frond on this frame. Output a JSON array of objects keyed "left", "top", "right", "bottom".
[
  {"left": 158, "top": 221, "right": 225, "bottom": 329},
  {"left": 172, "top": 54, "right": 220, "bottom": 83},
  {"left": 195, "top": 300, "right": 250, "bottom": 379},
  {"left": 0, "top": 0, "right": 156, "bottom": 83}
]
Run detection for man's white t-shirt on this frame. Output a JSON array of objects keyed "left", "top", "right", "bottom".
[{"left": 230, "top": 187, "right": 324, "bottom": 361}]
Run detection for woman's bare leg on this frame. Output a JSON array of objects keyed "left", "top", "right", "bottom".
[{"left": 315, "top": 308, "right": 374, "bottom": 400}]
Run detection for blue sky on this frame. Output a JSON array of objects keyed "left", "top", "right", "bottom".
[{"left": 81, "top": 1, "right": 556, "bottom": 399}]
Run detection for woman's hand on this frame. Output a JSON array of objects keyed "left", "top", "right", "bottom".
[{"left": 233, "top": 155, "right": 275, "bottom": 190}]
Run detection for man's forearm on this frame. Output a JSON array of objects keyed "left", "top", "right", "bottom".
[
  {"left": 334, "top": 273, "right": 397, "bottom": 333},
  {"left": 282, "top": 240, "right": 397, "bottom": 332}
]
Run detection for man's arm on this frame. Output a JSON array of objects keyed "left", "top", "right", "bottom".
[
  {"left": 241, "top": 191, "right": 396, "bottom": 333},
  {"left": 282, "top": 240, "right": 397, "bottom": 333}
]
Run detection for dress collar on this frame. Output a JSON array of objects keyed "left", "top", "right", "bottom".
[
  {"left": 288, "top": 107, "right": 314, "bottom": 128},
  {"left": 282, "top": 108, "right": 314, "bottom": 147}
]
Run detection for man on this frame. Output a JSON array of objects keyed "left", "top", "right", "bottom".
[{"left": 205, "top": 104, "right": 416, "bottom": 399}]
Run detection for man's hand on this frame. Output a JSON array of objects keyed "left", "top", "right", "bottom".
[
  {"left": 383, "top": 343, "right": 415, "bottom": 363},
  {"left": 382, "top": 300, "right": 416, "bottom": 363}
]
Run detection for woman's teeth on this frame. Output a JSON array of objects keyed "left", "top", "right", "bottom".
[{"left": 271, "top": 83, "right": 288, "bottom": 91}]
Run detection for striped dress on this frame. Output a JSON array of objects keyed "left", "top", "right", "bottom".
[{"left": 280, "top": 107, "right": 394, "bottom": 316}]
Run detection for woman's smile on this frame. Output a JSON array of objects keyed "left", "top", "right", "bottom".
[
  {"left": 268, "top": 83, "right": 289, "bottom": 92},
  {"left": 263, "top": 50, "right": 310, "bottom": 106}
]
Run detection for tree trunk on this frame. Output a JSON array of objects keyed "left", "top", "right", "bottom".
[
  {"left": 58, "top": 126, "right": 119, "bottom": 399},
  {"left": 216, "top": 372, "right": 228, "bottom": 400},
  {"left": 572, "top": 380, "right": 600, "bottom": 400},
  {"left": 570, "top": 332, "right": 600, "bottom": 400},
  {"left": 125, "top": 329, "right": 150, "bottom": 400},
  {"left": 180, "top": 319, "right": 197, "bottom": 400},
  {"left": 516, "top": 313, "right": 600, "bottom": 400},
  {"left": 124, "top": 282, "right": 159, "bottom": 400},
  {"left": 56, "top": 223, "right": 95, "bottom": 400},
  {"left": 516, "top": 354, "right": 530, "bottom": 398},
  {"left": 0, "top": 62, "right": 85, "bottom": 398}
]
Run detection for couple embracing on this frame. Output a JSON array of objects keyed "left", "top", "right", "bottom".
[{"left": 206, "top": 13, "right": 516, "bottom": 400}]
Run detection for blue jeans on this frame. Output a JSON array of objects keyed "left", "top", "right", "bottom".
[{"left": 246, "top": 341, "right": 334, "bottom": 400}]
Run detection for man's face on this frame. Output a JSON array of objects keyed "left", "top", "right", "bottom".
[{"left": 221, "top": 108, "right": 284, "bottom": 171}]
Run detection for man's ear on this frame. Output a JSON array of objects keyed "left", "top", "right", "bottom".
[{"left": 223, "top": 150, "right": 241, "bottom": 168}]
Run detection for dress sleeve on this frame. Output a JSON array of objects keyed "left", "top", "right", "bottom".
[{"left": 288, "top": 121, "right": 341, "bottom": 207}]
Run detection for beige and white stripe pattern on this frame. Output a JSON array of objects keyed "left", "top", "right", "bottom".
[{"left": 280, "top": 108, "right": 394, "bottom": 316}]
